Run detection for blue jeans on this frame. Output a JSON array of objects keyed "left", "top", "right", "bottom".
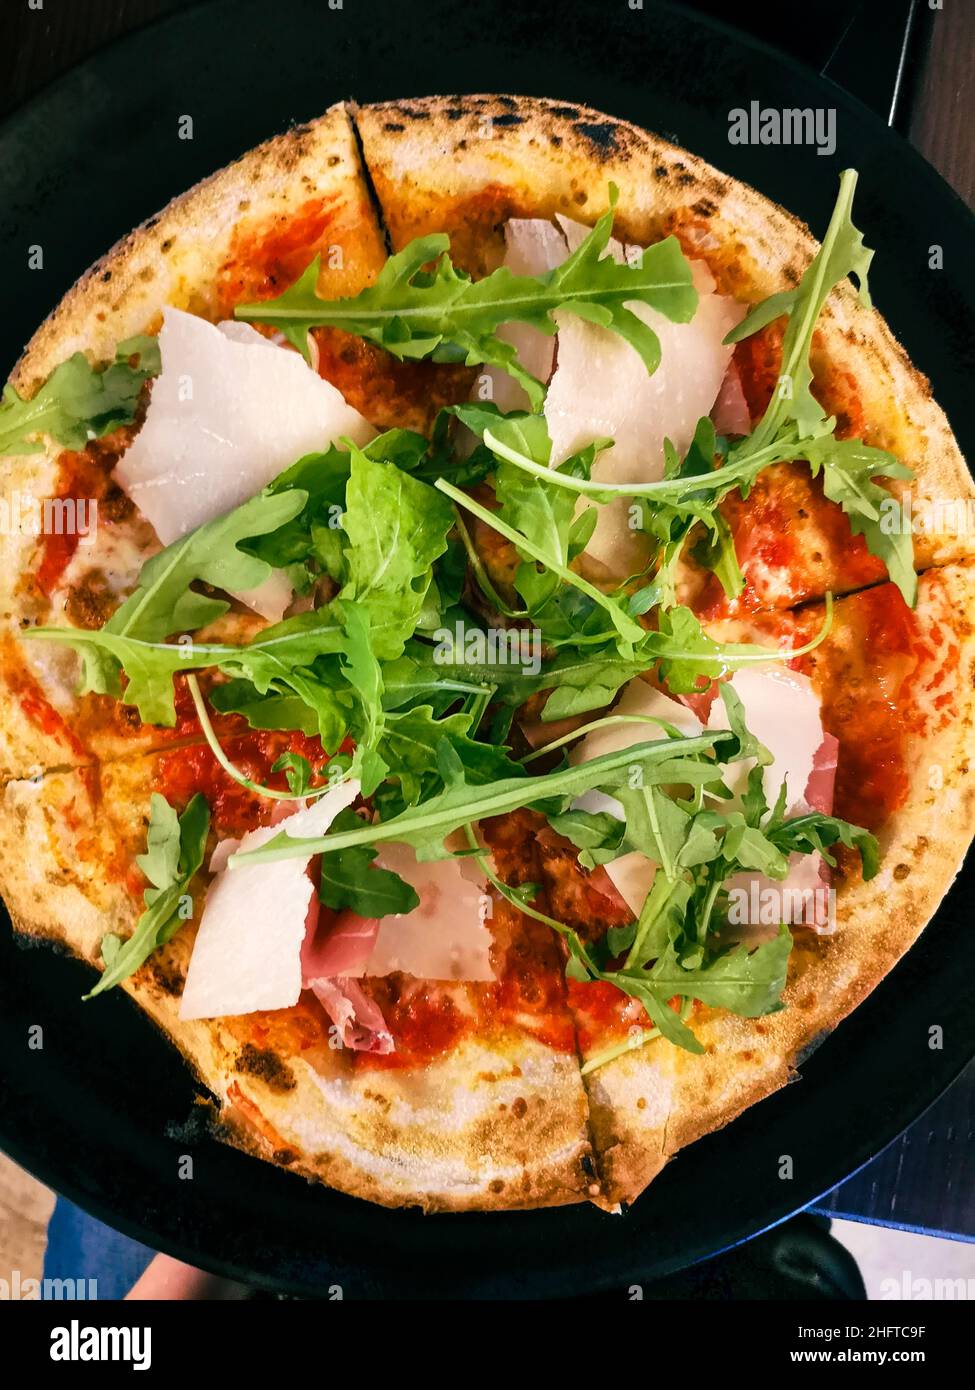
[{"left": 43, "top": 1199, "right": 155, "bottom": 1300}]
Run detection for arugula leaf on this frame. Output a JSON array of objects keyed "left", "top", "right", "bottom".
[
  {"left": 135, "top": 792, "right": 181, "bottom": 889},
  {"left": 339, "top": 445, "right": 454, "bottom": 658},
  {"left": 317, "top": 809, "right": 420, "bottom": 917},
  {"left": 450, "top": 401, "right": 552, "bottom": 467},
  {"left": 803, "top": 434, "right": 916, "bottom": 606},
  {"left": 0, "top": 335, "right": 159, "bottom": 456},
  {"left": 232, "top": 730, "right": 735, "bottom": 867},
  {"left": 245, "top": 423, "right": 487, "bottom": 576},
  {"left": 271, "top": 752, "right": 318, "bottom": 796},
  {"left": 380, "top": 703, "right": 521, "bottom": 807},
  {"left": 641, "top": 925, "right": 792, "bottom": 1016},
  {"left": 381, "top": 642, "right": 499, "bottom": 715},
  {"left": 531, "top": 649, "right": 654, "bottom": 720},
  {"left": 392, "top": 411, "right": 495, "bottom": 489},
  {"left": 648, "top": 606, "right": 780, "bottom": 695},
  {"left": 86, "top": 793, "right": 209, "bottom": 998},
  {"left": 106, "top": 487, "right": 308, "bottom": 650},
  {"left": 235, "top": 190, "right": 698, "bottom": 409},
  {"left": 243, "top": 446, "right": 354, "bottom": 569},
  {"left": 725, "top": 168, "right": 873, "bottom": 446},
  {"left": 548, "top": 807, "right": 631, "bottom": 868},
  {"left": 208, "top": 678, "right": 320, "bottom": 734},
  {"left": 27, "top": 601, "right": 350, "bottom": 728},
  {"left": 483, "top": 421, "right": 604, "bottom": 576},
  {"left": 338, "top": 602, "right": 389, "bottom": 796},
  {"left": 767, "top": 810, "right": 879, "bottom": 878},
  {"left": 437, "top": 477, "right": 644, "bottom": 653}
]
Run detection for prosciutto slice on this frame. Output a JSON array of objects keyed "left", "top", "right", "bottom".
[
  {"left": 299, "top": 843, "right": 494, "bottom": 1052},
  {"left": 307, "top": 978, "right": 394, "bottom": 1055},
  {"left": 803, "top": 731, "right": 839, "bottom": 816},
  {"left": 302, "top": 907, "right": 379, "bottom": 980},
  {"left": 710, "top": 359, "right": 751, "bottom": 437}
]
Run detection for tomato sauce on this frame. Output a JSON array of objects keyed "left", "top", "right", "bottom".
[
  {"left": 36, "top": 431, "right": 136, "bottom": 598},
  {"left": 153, "top": 726, "right": 331, "bottom": 837},
  {"left": 382, "top": 181, "right": 523, "bottom": 278},
  {"left": 4, "top": 647, "right": 90, "bottom": 764},
  {"left": 793, "top": 582, "right": 936, "bottom": 831},
  {"left": 312, "top": 329, "right": 473, "bottom": 435},
  {"left": 215, "top": 196, "right": 341, "bottom": 312},
  {"left": 695, "top": 468, "right": 886, "bottom": 622},
  {"left": 35, "top": 449, "right": 98, "bottom": 597},
  {"left": 351, "top": 897, "right": 576, "bottom": 1071},
  {"left": 216, "top": 197, "right": 474, "bottom": 433},
  {"left": 230, "top": 906, "right": 577, "bottom": 1075},
  {"left": 568, "top": 981, "right": 646, "bottom": 1054}
]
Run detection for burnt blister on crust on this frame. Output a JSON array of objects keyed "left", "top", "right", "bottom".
[
  {"left": 145, "top": 953, "right": 185, "bottom": 999},
  {"left": 234, "top": 1041, "right": 297, "bottom": 1093},
  {"left": 573, "top": 120, "right": 621, "bottom": 153}
]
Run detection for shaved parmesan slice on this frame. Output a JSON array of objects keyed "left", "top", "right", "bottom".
[
  {"left": 178, "top": 779, "right": 359, "bottom": 1020},
  {"left": 506, "top": 217, "right": 570, "bottom": 276},
  {"left": 707, "top": 666, "right": 823, "bottom": 815},
  {"left": 722, "top": 851, "right": 833, "bottom": 946},
  {"left": 570, "top": 680, "right": 702, "bottom": 915},
  {"left": 115, "top": 308, "right": 375, "bottom": 619},
  {"left": 554, "top": 212, "right": 635, "bottom": 263},
  {"left": 231, "top": 570, "right": 295, "bottom": 625},
  {"left": 473, "top": 218, "right": 569, "bottom": 415},
  {"left": 545, "top": 217, "right": 743, "bottom": 577},
  {"left": 710, "top": 667, "right": 835, "bottom": 938},
  {"left": 300, "top": 843, "right": 495, "bottom": 983},
  {"left": 353, "top": 845, "right": 495, "bottom": 982}
]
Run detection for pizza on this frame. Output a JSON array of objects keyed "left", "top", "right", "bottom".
[{"left": 0, "top": 95, "right": 972, "bottom": 1212}]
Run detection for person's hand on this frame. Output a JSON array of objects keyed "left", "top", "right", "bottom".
[{"left": 126, "top": 1253, "right": 251, "bottom": 1300}]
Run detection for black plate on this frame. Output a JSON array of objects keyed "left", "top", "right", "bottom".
[{"left": 1, "top": 0, "right": 973, "bottom": 1299}]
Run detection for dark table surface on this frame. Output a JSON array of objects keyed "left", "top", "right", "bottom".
[{"left": 1, "top": 0, "right": 973, "bottom": 1248}]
